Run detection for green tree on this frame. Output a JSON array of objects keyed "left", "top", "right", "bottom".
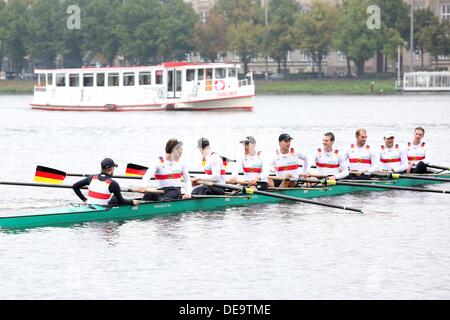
[
  {"left": 114, "top": 0, "right": 162, "bottom": 64},
  {"left": 193, "top": 13, "right": 228, "bottom": 62},
  {"left": 413, "top": 8, "right": 438, "bottom": 70},
  {"left": 265, "top": 0, "right": 299, "bottom": 75},
  {"left": 82, "top": 0, "right": 122, "bottom": 66},
  {"left": 61, "top": 0, "right": 89, "bottom": 68},
  {"left": 294, "top": 0, "right": 338, "bottom": 75},
  {"left": 1, "top": 0, "right": 29, "bottom": 73},
  {"left": 158, "top": 0, "right": 197, "bottom": 61},
  {"left": 0, "top": 0, "right": 6, "bottom": 71},
  {"left": 26, "top": 0, "right": 63, "bottom": 68},
  {"left": 418, "top": 19, "right": 450, "bottom": 69},
  {"left": 214, "top": 0, "right": 264, "bottom": 74},
  {"left": 333, "top": 0, "right": 380, "bottom": 76}
]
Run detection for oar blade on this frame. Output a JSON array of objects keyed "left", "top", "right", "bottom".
[
  {"left": 125, "top": 163, "right": 148, "bottom": 177},
  {"left": 34, "top": 166, "right": 66, "bottom": 184}
]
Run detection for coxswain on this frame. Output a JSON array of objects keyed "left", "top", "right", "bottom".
[
  {"left": 72, "top": 158, "right": 139, "bottom": 206},
  {"left": 343, "top": 128, "right": 379, "bottom": 180},
  {"left": 191, "top": 137, "right": 227, "bottom": 195},
  {"left": 139, "top": 139, "right": 192, "bottom": 201},
  {"left": 379, "top": 131, "right": 408, "bottom": 173},
  {"left": 269, "top": 133, "right": 310, "bottom": 188},
  {"left": 405, "top": 127, "right": 431, "bottom": 174},
  {"left": 229, "top": 136, "right": 269, "bottom": 191},
  {"left": 311, "top": 132, "right": 349, "bottom": 180}
]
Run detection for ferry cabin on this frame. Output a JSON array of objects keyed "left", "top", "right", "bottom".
[
  {"left": 32, "top": 62, "right": 255, "bottom": 111},
  {"left": 403, "top": 71, "right": 450, "bottom": 92}
]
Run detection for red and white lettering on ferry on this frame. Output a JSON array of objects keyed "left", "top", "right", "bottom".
[{"left": 217, "top": 91, "right": 238, "bottom": 98}]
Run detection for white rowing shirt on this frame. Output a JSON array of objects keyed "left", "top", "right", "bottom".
[
  {"left": 271, "top": 148, "right": 309, "bottom": 178},
  {"left": 140, "top": 156, "right": 192, "bottom": 194},
  {"left": 231, "top": 151, "right": 269, "bottom": 182},
  {"left": 343, "top": 144, "right": 379, "bottom": 173},
  {"left": 313, "top": 148, "right": 349, "bottom": 179},
  {"left": 379, "top": 144, "right": 408, "bottom": 172},
  {"left": 405, "top": 141, "right": 431, "bottom": 165}
]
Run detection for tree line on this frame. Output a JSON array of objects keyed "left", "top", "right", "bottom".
[{"left": 0, "top": 0, "right": 449, "bottom": 76}]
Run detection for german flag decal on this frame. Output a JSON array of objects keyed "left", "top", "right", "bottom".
[
  {"left": 34, "top": 166, "right": 66, "bottom": 184},
  {"left": 125, "top": 163, "right": 148, "bottom": 177}
]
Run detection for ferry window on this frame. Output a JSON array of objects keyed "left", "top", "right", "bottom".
[
  {"left": 38, "top": 74, "right": 46, "bottom": 86},
  {"left": 198, "top": 69, "right": 205, "bottom": 80},
  {"left": 69, "top": 74, "right": 79, "bottom": 87},
  {"left": 56, "top": 74, "right": 66, "bottom": 87},
  {"left": 123, "top": 72, "right": 135, "bottom": 86},
  {"left": 108, "top": 73, "right": 119, "bottom": 86},
  {"left": 155, "top": 70, "right": 163, "bottom": 84},
  {"left": 83, "top": 73, "right": 94, "bottom": 87},
  {"left": 215, "top": 68, "right": 226, "bottom": 79},
  {"left": 139, "top": 72, "right": 151, "bottom": 85},
  {"left": 206, "top": 68, "right": 213, "bottom": 80},
  {"left": 176, "top": 70, "right": 182, "bottom": 91},
  {"left": 96, "top": 73, "right": 105, "bottom": 87},
  {"left": 186, "top": 69, "right": 195, "bottom": 82},
  {"left": 47, "top": 73, "right": 53, "bottom": 85},
  {"left": 228, "top": 68, "right": 237, "bottom": 78}
]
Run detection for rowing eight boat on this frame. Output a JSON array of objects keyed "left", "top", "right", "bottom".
[{"left": 1, "top": 172, "right": 449, "bottom": 230}]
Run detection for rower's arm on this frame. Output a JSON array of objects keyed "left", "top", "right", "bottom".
[
  {"left": 109, "top": 181, "right": 133, "bottom": 206},
  {"left": 336, "top": 154, "right": 350, "bottom": 180},
  {"left": 396, "top": 149, "right": 409, "bottom": 173},
  {"left": 297, "top": 151, "right": 310, "bottom": 174},
  {"left": 424, "top": 144, "right": 432, "bottom": 164},
  {"left": 182, "top": 164, "right": 192, "bottom": 195},
  {"left": 368, "top": 150, "right": 380, "bottom": 174},
  {"left": 72, "top": 176, "right": 92, "bottom": 202},
  {"left": 230, "top": 158, "right": 243, "bottom": 179},
  {"left": 260, "top": 154, "right": 270, "bottom": 182}
]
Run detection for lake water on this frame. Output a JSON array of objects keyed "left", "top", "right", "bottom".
[{"left": 0, "top": 94, "right": 449, "bottom": 299}]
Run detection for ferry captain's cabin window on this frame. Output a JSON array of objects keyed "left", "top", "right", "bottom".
[
  {"left": 108, "top": 73, "right": 119, "bottom": 86},
  {"left": 228, "top": 68, "right": 237, "bottom": 78},
  {"left": 139, "top": 71, "right": 151, "bottom": 85},
  {"left": 123, "top": 72, "right": 135, "bottom": 86},
  {"left": 83, "top": 73, "right": 94, "bottom": 87},
  {"left": 56, "top": 73, "right": 66, "bottom": 87},
  {"left": 215, "top": 68, "right": 226, "bottom": 79},
  {"left": 97, "top": 73, "right": 105, "bottom": 87},
  {"left": 47, "top": 73, "right": 53, "bottom": 85},
  {"left": 186, "top": 69, "right": 195, "bottom": 82}
]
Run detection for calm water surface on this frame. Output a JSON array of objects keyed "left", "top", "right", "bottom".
[{"left": 0, "top": 94, "right": 449, "bottom": 299}]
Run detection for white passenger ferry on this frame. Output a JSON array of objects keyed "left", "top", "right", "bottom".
[{"left": 31, "top": 62, "right": 255, "bottom": 111}]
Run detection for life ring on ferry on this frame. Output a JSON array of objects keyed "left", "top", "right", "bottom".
[{"left": 214, "top": 80, "right": 226, "bottom": 91}]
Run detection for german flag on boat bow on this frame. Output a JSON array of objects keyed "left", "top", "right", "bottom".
[
  {"left": 34, "top": 166, "right": 66, "bottom": 184},
  {"left": 125, "top": 163, "right": 148, "bottom": 177}
]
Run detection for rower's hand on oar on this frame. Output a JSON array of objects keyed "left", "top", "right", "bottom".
[
  {"left": 406, "top": 162, "right": 414, "bottom": 174},
  {"left": 183, "top": 193, "right": 192, "bottom": 199},
  {"left": 228, "top": 177, "right": 238, "bottom": 184},
  {"left": 191, "top": 177, "right": 201, "bottom": 186},
  {"left": 133, "top": 200, "right": 140, "bottom": 206}
]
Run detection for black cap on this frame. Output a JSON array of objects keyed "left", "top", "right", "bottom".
[
  {"left": 279, "top": 133, "right": 293, "bottom": 142},
  {"left": 101, "top": 158, "right": 118, "bottom": 169},
  {"left": 197, "top": 137, "right": 210, "bottom": 149},
  {"left": 239, "top": 136, "right": 256, "bottom": 144}
]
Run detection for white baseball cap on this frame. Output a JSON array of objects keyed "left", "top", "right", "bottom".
[{"left": 384, "top": 131, "right": 395, "bottom": 138}]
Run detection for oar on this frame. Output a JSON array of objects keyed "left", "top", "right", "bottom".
[
  {"left": 297, "top": 178, "right": 450, "bottom": 194},
  {"left": 198, "top": 181, "right": 364, "bottom": 213},
  {"left": 373, "top": 172, "right": 450, "bottom": 183},
  {"left": 428, "top": 164, "right": 450, "bottom": 171},
  {"left": 0, "top": 181, "right": 163, "bottom": 193}
]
